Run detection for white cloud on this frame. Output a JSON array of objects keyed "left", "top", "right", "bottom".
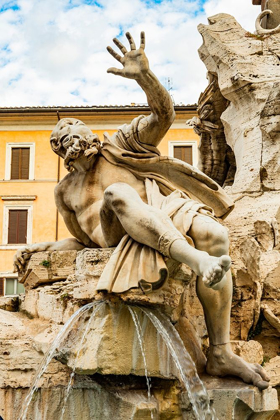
[{"left": 0, "top": 0, "right": 262, "bottom": 106}]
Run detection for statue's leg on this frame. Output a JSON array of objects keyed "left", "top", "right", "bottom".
[
  {"left": 187, "top": 214, "right": 270, "bottom": 390},
  {"left": 100, "top": 183, "right": 229, "bottom": 285}
]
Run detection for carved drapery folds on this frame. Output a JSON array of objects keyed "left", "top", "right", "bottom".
[{"left": 187, "top": 73, "right": 236, "bottom": 187}]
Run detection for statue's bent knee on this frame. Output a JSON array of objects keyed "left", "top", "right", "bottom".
[
  {"left": 104, "top": 183, "right": 128, "bottom": 212},
  {"left": 208, "top": 224, "right": 229, "bottom": 252}
]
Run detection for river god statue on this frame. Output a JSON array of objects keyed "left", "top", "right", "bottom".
[{"left": 14, "top": 32, "right": 270, "bottom": 390}]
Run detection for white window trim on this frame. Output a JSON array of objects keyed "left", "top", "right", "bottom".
[
  {"left": 168, "top": 141, "right": 198, "bottom": 167},
  {"left": 0, "top": 272, "right": 19, "bottom": 297},
  {"left": 2, "top": 204, "right": 33, "bottom": 249},
  {"left": 5, "top": 142, "right": 35, "bottom": 180},
  {"left": 4, "top": 277, "right": 20, "bottom": 296}
]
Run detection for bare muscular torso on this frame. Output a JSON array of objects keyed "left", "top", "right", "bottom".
[{"left": 55, "top": 156, "right": 147, "bottom": 247}]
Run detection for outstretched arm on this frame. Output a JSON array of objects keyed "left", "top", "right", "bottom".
[{"left": 107, "top": 32, "right": 175, "bottom": 147}]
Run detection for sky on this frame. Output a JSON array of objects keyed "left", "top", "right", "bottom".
[{"left": 0, "top": 0, "right": 260, "bottom": 107}]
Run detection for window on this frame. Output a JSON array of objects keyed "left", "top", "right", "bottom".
[
  {"left": 11, "top": 147, "right": 30, "bottom": 179},
  {"left": 5, "top": 278, "right": 25, "bottom": 295},
  {"left": 2, "top": 202, "right": 33, "bottom": 248},
  {"left": 8, "top": 209, "right": 28, "bottom": 244},
  {"left": 5, "top": 143, "right": 35, "bottom": 180},
  {"left": 169, "top": 141, "right": 198, "bottom": 167},
  {"left": 0, "top": 277, "right": 25, "bottom": 296},
  {"left": 173, "top": 145, "right": 193, "bottom": 165}
]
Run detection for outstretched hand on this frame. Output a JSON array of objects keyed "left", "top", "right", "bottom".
[
  {"left": 13, "top": 246, "right": 33, "bottom": 272},
  {"left": 107, "top": 32, "right": 149, "bottom": 80}
]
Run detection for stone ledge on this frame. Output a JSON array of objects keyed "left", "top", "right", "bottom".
[
  {"left": 182, "top": 376, "right": 278, "bottom": 420},
  {"left": 18, "top": 250, "right": 77, "bottom": 289},
  {"left": 20, "top": 249, "right": 194, "bottom": 316}
]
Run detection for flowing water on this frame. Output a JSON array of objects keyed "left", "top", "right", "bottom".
[
  {"left": 140, "top": 307, "right": 216, "bottom": 420},
  {"left": 128, "top": 306, "right": 153, "bottom": 419},
  {"left": 19, "top": 301, "right": 101, "bottom": 420},
  {"left": 60, "top": 303, "right": 104, "bottom": 420},
  {"left": 19, "top": 300, "right": 215, "bottom": 420}
]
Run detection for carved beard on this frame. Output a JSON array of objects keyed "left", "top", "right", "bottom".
[{"left": 64, "top": 136, "right": 101, "bottom": 171}]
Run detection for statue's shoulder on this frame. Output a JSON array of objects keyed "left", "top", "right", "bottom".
[{"left": 55, "top": 172, "right": 74, "bottom": 195}]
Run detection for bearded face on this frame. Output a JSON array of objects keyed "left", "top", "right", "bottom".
[{"left": 50, "top": 118, "right": 101, "bottom": 171}]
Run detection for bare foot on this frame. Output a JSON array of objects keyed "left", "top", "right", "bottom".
[
  {"left": 199, "top": 255, "right": 231, "bottom": 288},
  {"left": 206, "top": 344, "right": 270, "bottom": 390}
]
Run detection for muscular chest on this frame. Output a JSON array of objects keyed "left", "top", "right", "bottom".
[{"left": 61, "top": 158, "right": 147, "bottom": 216}]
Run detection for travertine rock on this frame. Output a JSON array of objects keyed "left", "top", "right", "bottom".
[
  {"left": 0, "top": 310, "right": 70, "bottom": 389},
  {"left": 262, "top": 303, "right": 280, "bottom": 334},
  {"left": 222, "top": 192, "right": 280, "bottom": 345},
  {"left": 254, "top": 220, "right": 275, "bottom": 251},
  {"left": 0, "top": 381, "right": 159, "bottom": 420},
  {"left": 198, "top": 14, "right": 280, "bottom": 194},
  {"left": 19, "top": 250, "right": 77, "bottom": 290},
  {"left": 73, "top": 248, "right": 194, "bottom": 318},
  {"left": 264, "top": 356, "right": 280, "bottom": 386},
  {"left": 0, "top": 296, "right": 19, "bottom": 312},
  {"left": 186, "top": 73, "right": 236, "bottom": 187},
  {"left": 19, "top": 250, "right": 203, "bottom": 379},
  {"left": 62, "top": 303, "right": 178, "bottom": 379},
  {"left": 1, "top": 247, "right": 278, "bottom": 419},
  {"left": 187, "top": 377, "right": 278, "bottom": 420},
  {"left": 230, "top": 340, "right": 264, "bottom": 365}
]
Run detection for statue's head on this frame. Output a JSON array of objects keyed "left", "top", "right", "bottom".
[{"left": 50, "top": 118, "right": 101, "bottom": 171}]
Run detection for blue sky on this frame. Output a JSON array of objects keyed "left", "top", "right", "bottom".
[{"left": 0, "top": 0, "right": 260, "bottom": 106}]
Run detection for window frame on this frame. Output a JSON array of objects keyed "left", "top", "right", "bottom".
[
  {"left": 0, "top": 273, "right": 24, "bottom": 296},
  {"left": 2, "top": 204, "right": 33, "bottom": 249},
  {"left": 168, "top": 141, "right": 198, "bottom": 167},
  {"left": 5, "top": 142, "right": 35, "bottom": 181}
]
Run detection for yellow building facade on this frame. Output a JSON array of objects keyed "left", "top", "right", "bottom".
[{"left": 0, "top": 105, "right": 198, "bottom": 295}]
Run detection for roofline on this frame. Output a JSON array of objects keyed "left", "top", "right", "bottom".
[{"left": 0, "top": 104, "right": 197, "bottom": 115}]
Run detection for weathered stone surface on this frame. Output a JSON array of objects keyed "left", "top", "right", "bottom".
[
  {"left": 20, "top": 279, "right": 77, "bottom": 324},
  {"left": 73, "top": 248, "right": 112, "bottom": 300},
  {"left": 254, "top": 220, "right": 275, "bottom": 251},
  {"left": 0, "top": 295, "right": 19, "bottom": 312},
  {"left": 265, "top": 0, "right": 280, "bottom": 29},
  {"left": 262, "top": 303, "right": 280, "bottom": 334},
  {"left": 1, "top": 247, "right": 278, "bottom": 419},
  {"left": 62, "top": 303, "right": 179, "bottom": 379},
  {"left": 19, "top": 250, "right": 194, "bottom": 326},
  {"left": 183, "top": 376, "right": 278, "bottom": 420},
  {"left": 198, "top": 14, "right": 280, "bottom": 194},
  {"left": 264, "top": 356, "right": 280, "bottom": 386},
  {"left": 230, "top": 340, "right": 264, "bottom": 365},
  {"left": 222, "top": 193, "right": 280, "bottom": 346},
  {"left": 0, "top": 381, "right": 159, "bottom": 420},
  {"left": 186, "top": 73, "right": 235, "bottom": 187},
  {"left": 19, "top": 250, "right": 77, "bottom": 290},
  {"left": 0, "top": 310, "right": 70, "bottom": 389}
]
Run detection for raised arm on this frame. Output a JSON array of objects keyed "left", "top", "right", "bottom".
[{"left": 107, "top": 32, "right": 175, "bottom": 147}]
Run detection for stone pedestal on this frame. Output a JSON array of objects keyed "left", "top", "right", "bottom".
[{"left": 0, "top": 249, "right": 277, "bottom": 419}]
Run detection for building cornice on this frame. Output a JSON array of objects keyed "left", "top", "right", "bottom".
[{"left": 0, "top": 105, "right": 198, "bottom": 130}]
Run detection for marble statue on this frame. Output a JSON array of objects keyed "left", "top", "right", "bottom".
[{"left": 14, "top": 32, "right": 270, "bottom": 390}]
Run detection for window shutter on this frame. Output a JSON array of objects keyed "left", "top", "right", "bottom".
[
  {"left": 21, "top": 148, "right": 30, "bottom": 179},
  {"left": 0, "top": 278, "right": 4, "bottom": 296},
  {"left": 18, "top": 210, "right": 28, "bottom": 243},
  {"left": 11, "top": 148, "right": 30, "bottom": 180},
  {"left": 8, "top": 210, "right": 28, "bottom": 244},
  {"left": 11, "top": 148, "right": 20, "bottom": 179},
  {"left": 174, "top": 146, "right": 193, "bottom": 165},
  {"left": 8, "top": 210, "right": 18, "bottom": 243}
]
